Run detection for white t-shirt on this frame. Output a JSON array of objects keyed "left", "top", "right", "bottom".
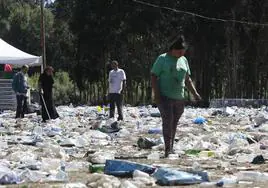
[{"left": 109, "top": 68, "right": 126, "bottom": 94}]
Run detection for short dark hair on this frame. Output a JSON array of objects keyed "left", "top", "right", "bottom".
[
  {"left": 44, "top": 66, "right": 54, "bottom": 72},
  {"left": 111, "top": 60, "right": 118, "bottom": 65},
  {"left": 169, "top": 36, "right": 188, "bottom": 50}
]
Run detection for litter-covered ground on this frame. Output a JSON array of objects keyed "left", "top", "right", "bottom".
[{"left": 0, "top": 105, "right": 268, "bottom": 187}]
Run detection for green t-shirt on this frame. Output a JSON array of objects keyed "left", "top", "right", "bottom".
[{"left": 151, "top": 53, "right": 191, "bottom": 100}]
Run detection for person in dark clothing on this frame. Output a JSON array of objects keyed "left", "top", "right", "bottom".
[
  {"left": 12, "top": 65, "right": 29, "bottom": 118},
  {"left": 38, "top": 66, "right": 59, "bottom": 122}
]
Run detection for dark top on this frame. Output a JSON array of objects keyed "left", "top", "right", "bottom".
[{"left": 39, "top": 73, "right": 54, "bottom": 94}]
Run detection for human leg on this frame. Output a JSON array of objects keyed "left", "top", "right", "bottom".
[
  {"left": 16, "top": 95, "right": 23, "bottom": 118},
  {"left": 116, "top": 94, "right": 123, "bottom": 121},
  {"left": 109, "top": 93, "right": 116, "bottom": 118},
  {"left": 21, "top": 95, "right": 28, "bottom": 118},
  {"left": 170, "top": 100, "right": 184, "bottom": 152},
  {"left": 158, "top": 96, "right": 173, "bottom": 157}
]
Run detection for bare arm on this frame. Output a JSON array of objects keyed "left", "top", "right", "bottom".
[
  {"left": 122, "top": 80, "right": 126, "bottom": 93},
  {"left": 185, "top": 74, "right": 201, "bottom": 100},
  {"left": 151, "top": 74, "right": 161, "bottom": 104}
]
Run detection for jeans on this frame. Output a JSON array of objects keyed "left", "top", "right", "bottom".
[
  {"left": 109, "top": 93, "right": 123, "bottom": 121},
  {"left": 16, "top": 95, "right": 28, "bottom": 118},
  {"left": 158, "top": 96, "right": 185, "bottom": 156}
]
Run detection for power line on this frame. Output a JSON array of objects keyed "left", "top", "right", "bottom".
[{"left": 132, "top": 0, "right": 268, "bottom": 27}]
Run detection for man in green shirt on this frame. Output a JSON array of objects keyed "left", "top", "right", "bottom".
[{"left": 151, "top": 36, "right": 201, "bottom": 157}]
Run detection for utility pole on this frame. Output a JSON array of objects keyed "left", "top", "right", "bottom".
[{"left": 40, "top": 0, "right": 46, "bottom": 70}]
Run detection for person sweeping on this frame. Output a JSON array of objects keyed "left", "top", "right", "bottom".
[{"left": 38, "top": 66, "right": 59, "bottom": 122}]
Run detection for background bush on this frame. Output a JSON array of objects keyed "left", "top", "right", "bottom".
[
  {"left": 28, "top": 73, "right": 40, "bottom": 91},
  {"left": 53, "top": 71, "right": 75, "bottom": 105}
]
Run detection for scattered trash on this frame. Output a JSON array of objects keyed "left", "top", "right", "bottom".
[
  {"left": 251, "top": 155, "right": 265, "bottom": 164},
  {"left": 237, "top": 171, "right": 268, "bottom": 182},
  {"left": 89, "top": 164, "right": 105, "bottom": 173},
  {"left": 224, "top": 107, "right": 235, "bottom": 115},
  {"left": 0, "top": 105, "right": 267, "bottom": 186},
  {"left": 193, "top": 117, "right": 207, "bottom": 124},
  {"left": 148, "top": 128, "right": 162, "bottom": 134},
  {"left": 216, "top": 176, "right": 237, "bottom": 187},
  {"left": 104, "top": 160, "right": 156, "bottom": 177},
  {"left": 137, "top": 137, "right": 162, "bottom": 149},
  {"left": 88, "top": 152, "right": 115, "bottom": 164},
  {"left": 153, "top": 168, "right": 208, "bottom": 185},
  {"left": 147, "top": 152, "right": 160, "bottom": 160},
  {"left": 0, "top": 167, "right": 20, "bottom": 184}
]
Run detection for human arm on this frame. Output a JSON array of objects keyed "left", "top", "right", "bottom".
[
  {"left": 121, "top": 70, "right": 127, "bottom": 94},
  {"left": 12, "top": 74, "right": 18, "bottom": 93},
  {"left": 185, "top": 74, "right": 201, "bottom": 101},
  {"left": 151, "top": 56, "right": 163, "bottom": 104},
  {"left": 121, "top": 80, "right": 126, "bottom": 94}
]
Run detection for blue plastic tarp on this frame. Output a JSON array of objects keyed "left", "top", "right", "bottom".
[
  {"left": 104, "top": 160, "right": 156, "bottom": 177},
  {"left": 153, "top": 168, "right": 209, "bottom": 186}
]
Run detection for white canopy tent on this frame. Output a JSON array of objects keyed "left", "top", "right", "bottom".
[
  {"left": 0, "top": 38, "right": 43, "bottom": 109},
  {"left": 0, "top": 38, "right": 42, "bottom": 67}
]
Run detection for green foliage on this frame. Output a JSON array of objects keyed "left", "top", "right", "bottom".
[
  {"left": 28, "top": 73, "right": 40, "bottom": 90},
  {"left": 53, "top": 71, "right": 75, "bottom": 105},
  {"left": 1, "top": 0, "right": 268, "bottom": 105}
]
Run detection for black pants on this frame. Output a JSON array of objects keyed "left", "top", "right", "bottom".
[
  {"left": 40, "top": 93, "right": 59, "bottom": 122},
  {"left": 16, "top": 95, "right": 28, "bottom": 118},
  {"left": 158, "top": 96, "right": 185, "bottom": 156},
  {"left": 109, "top": 93, "right": 123, "bottom": 120}
]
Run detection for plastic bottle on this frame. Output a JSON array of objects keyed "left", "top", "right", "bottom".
[
  {"left": 32, "top": 126, "right": 43, "bottom": 141},
  {"left": 192, "top": 162, "right": 202, "bottom": 171},
  {"left": 236, "top": 154, "right": 255, "bottom": 163},
  {"left": 237, "top": 171, "right": 268, "bottom": 182},
  {"left": 56, "top": 161, "right": 68, "bottom": 182},
  {"left": 148, "top": 128, "right": 162, "bottom": 134},
  {"left": 33, "top": 126, "right": 43, "bottom": 136},
  {"left": 89, "top": 164, "right": 105, "bottom": 173},
  {"left": 216, "top": 177, "right": 237, "bottom": 186},
  {"left": 147, "top": 152, "right": 160, "bottom": 160},
  {"left": 199, "top": 151, "right": 215, "bottom": 158},
  {"left": 136, "top": 120, "right": 144, "bottom": 131},
  {"left": 199, "top": 182, "right": 217, "bottom": 187},
  {"left": 133, "top": 170, "right": 150, "bottom": 178},
  {"left": 60, "top": 161, "right": 65, "bottom": 171},
  {"left": 185, "top": 149, "right": 201, "bottom": 156}
]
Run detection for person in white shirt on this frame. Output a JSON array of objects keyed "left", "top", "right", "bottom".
[{"left": 108, "top": 60, "right": 126, "bottom": 121}]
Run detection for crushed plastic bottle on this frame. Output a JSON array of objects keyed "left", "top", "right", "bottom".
[
  {"left": 32, "top": 126, "right": 43, "bottom": 142},
  {"left": 89, "top": 164, "right": 105, "bottom": 173},
  {"left": 199, "top": 151, "right": 215, "bottom": 158},
  {"left": 216, "top": 177, "right": 237, "bottom": 186},
  {"left": 148, "top": 128, "right": 162, "bottom": 134},
  {"left": 237, "top": 171, "right": 268, "bottom": 182},
  {"left": 133, "top": 170, "right": 150, "bottom": 178},
  {"left": 56, "top": 160, "right": 68, "bottom": 182},
  {"left": 147, "top": 152, "right": 160, "bottom": 160}
]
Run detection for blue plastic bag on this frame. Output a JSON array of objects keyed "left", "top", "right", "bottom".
[
  {"left": 193, "top": 117, "right": 207, "bottom": 124},
  {"left": 148, "top": 128, "right": 162, "bottom": 134},
  {"left": 153, "top": 168, "right": 208, "bottom": 186},
  {"left": 0, "top": 169, "right": 20, "bottom": 184},
  {"left": 104, "top": 160, "right": 156, "bottom": 177}
]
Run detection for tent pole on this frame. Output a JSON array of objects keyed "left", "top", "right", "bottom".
[{"left": 41, "top": 0, "right": 46, "bottom": 70}]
